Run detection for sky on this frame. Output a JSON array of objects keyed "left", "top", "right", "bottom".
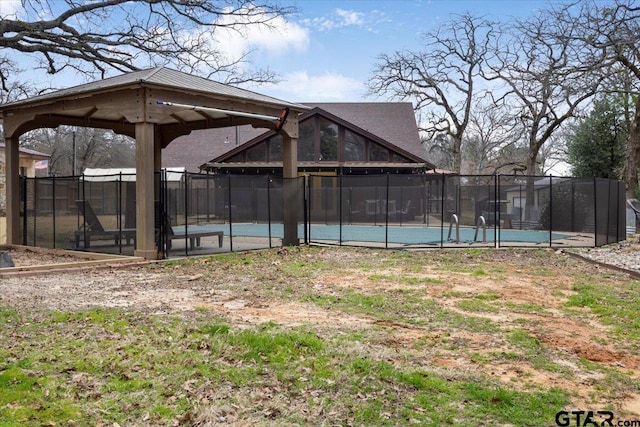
[
  {"left": 0, "top": 0, "right": 568, "bottom": 103},
  {"left": 238, "top": 0, "right": 563, "bottom": 102}
]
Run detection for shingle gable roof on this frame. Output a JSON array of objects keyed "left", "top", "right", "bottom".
[
  {"left": 162, "top": 102, "right": 431, "bottom": 172},
  {"left": 162, "top": 126, "right": 265, "bottom": 172},
  {"left": 304, "top": 103, "right": 425, "bottom": 160}
]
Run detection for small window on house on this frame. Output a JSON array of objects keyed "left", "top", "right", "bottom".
[
  {"left": 298, "top": 120, "right": 314, "bottom": 161},
  {"left": 319, "top": 118, "right": 338, "bottom": 161},
  {"left": 228, "top": 152, "right": 245, "bottom": 163},
  {"left": 269, "top": 135, "right": 283, "bottom": 162},
  {"left": 246, "top": 143, "right": 267, "bottom": 161},
  {"left": 369, "top": 143, "right": 389, "bottom": 162},
  {"left": 392, "top": 153, "right": 411, "bottom": 163},
  {"left": 345, "top": 130, "right": 366, "bottom": 161}
]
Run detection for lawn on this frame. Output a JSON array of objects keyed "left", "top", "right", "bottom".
[{"left": 0, "top": 246, "right": 639, "bottom": 426}]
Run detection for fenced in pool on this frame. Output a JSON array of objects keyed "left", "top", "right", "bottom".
[{"left": 20, "top": 172, "right": 626, "bottom": 257}]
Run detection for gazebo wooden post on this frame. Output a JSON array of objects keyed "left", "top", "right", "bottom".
[
  {"left": 5, "top": 136, "right": 21, "bottom": 245},
  {"left": 281, "top": 119, "right": 300, "bottom": 246},
  {"left": 134, "top": 122, "right": 159, "bottom": 259}
]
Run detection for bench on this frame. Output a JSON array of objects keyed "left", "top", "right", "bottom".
[{"left": 167, "top": 227, "right": 224, "bottom": 250}]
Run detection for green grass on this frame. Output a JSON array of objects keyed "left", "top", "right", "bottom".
[
  {"left": 0, "top": 305, "right": 568, "bottom": 426},
  {"left": 2, "top": 246, "right": 640, "bottom": 425},
  {"left": 506, "top": 329, "right": 566, "bottom": 373},
  {"left": 565, "top": 280, "right": 640, "bottom": 343}
]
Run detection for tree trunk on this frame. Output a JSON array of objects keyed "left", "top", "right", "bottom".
[
  {"left": 524, "top": 153, "right": 537, "bottom": 221},
  {"left": 453, "top": 136, "right": 462, "bottom": 174},
  {"left": 624, "top": 98, "right": 640, "bottom": 199}
]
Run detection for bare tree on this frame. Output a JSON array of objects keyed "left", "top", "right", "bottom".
[
  {"left": 462, "top": 103, "right": 522, "bottom": 175},
  {"left": 552, "top": 0, "right": 640, "bottom": 196},
  {"left": 22, "top": 127, "right": 135, "bottom": 176},
  {"left": 426, "top": 133, "right": 455, "bottom": 171},
  {"left": 368, "top": 13, "right": 496, "bottom": 173},
  {"left": 484, "top": 12, "right": 602, "bottom": 217},
  {"left": 0, "top": 0, "right": 294, "bottom": 92}
]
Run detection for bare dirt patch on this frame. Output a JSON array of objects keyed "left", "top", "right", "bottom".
[{"left": 2, "top": 245, "right": 640, "bottom": 418}]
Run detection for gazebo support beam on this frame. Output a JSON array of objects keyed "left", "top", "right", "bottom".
[
  {"left": 282, "top": 133, "right": 299, "bottom": 246},
  {"left": 134, "top": 122, "right": 159, "bottom": 259},
  {"left": 5, "top": 136, "right": 20, "bottom": 245}
]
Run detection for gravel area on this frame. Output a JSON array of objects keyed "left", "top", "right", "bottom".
[{"left": 571, "top": 235, "right": 640, "bottom": 274}]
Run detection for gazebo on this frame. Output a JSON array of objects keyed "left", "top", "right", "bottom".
[{"left": 0, "top": 67, "right": 307, "bottom": 259}]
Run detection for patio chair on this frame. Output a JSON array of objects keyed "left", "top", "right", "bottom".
[
  {"left": 74, "top": 200, "right": 136, "bottom": 248},
  {"left": 398, "top": 200, "right": 413, "bottom": 221}
]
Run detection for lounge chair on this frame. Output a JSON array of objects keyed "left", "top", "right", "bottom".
[
  {"left": 398, "top": 200, "right": 413, "bottom": 221},
  {"left": 155, "top": 208, "right": 223, "bottom": 250},
  {"left": 165, "top": 223, "right": 224, "bottom": 250},
  {"left": 74, "top": 200, "right": 136, "bottom": 248}
]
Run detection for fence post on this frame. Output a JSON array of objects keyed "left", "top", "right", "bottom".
[
  {"left": 549, "top": 176, "right": 553, "bottom": 247},
  {"left": 607, "top": 180, "right": 613, "bottom": 245},
  {"left": 118, "top": 172, "right": 123, "bottom": 254},
  {"left": 385, "top": 173, "right": 389, "bottom": 248},
  {"left": 228, "top": 174, "right": 233, "bottom": 252},
  {"left": 593, "top": 177, "right": 598, "bottom": 246},
  {"left": 267, "top": 175, "right": 272, "bottom": 248},
  {"left": 52, "top": 175, "right": 56, "bottom": 249},
  {"left": 339, "top": 173, "right": 343, "bottom": 246},
  {"left": 184, "top": 171, "right": 189, "bottom": 256},
  {"left": 304, "top": 175, "right": 309, "bottom": 244},
  {"left": 32, "top": 177, "right": 37, "bottom": 247},
  {"left": 495, "top": 175, "right": 500, "bottom": 248},
  {"left": 440, "top": 174, "right": 445, "bottom": 248}
]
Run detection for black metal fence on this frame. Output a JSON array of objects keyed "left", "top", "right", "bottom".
[{"left": 19, "top": 172, "right": 626, "bottom": 257}]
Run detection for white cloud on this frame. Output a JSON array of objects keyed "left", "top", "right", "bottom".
[
  {"left": 212, "top": 11, "right": 309, "bottom": 65},
  {"left": 335, "top": 9, "right": 364, "bottom": 26},
  {"left": 261, "top": 71, "right": 366, "bottom": 102},
  {"left": 302, "top": 8, "right": 388, "bottom": 33}
]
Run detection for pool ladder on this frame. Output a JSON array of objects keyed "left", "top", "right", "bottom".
[
  {"left": 474, "top": 215, "right": 487, "bottom": 243},
  {"left": 447, "top": 214, "right": 487, "bottom": 244},
  {"left": 447, "top": 214, "right": 459, "bottom": 243}
]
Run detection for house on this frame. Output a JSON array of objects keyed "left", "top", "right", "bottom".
[{"left": 162, "top": 102, "right": 436, "bottom": 175}]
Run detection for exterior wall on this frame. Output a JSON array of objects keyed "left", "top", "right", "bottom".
[{"left": 0, "top": 149, "right": 6, "bottom": 217}]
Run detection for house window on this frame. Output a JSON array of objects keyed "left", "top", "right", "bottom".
[
  {"left": 392, "top": 153, "right": 410, "bottom": 163},
  {"left": 228, "top": 152, "right": 245, "bottom": 162},
  {"left": 269, "top": 135, "right": 283, "bottom": 162},
  {"left": 298, "top": 120, "right": 314, "bottom": 161},
  {"left": 345, "top": 130, "right": 366, "bottom": 161},
  {"left": 246, "top": 144, "right": 267, "bottom": 161},
  {"left": 319, "top": 118, "right": 338, "bottom": 161},
  {"left": 369, "top": 143, "right": 389, "bottom": 161}
]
